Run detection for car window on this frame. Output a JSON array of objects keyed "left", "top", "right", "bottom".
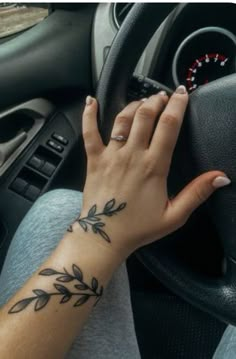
[{"left": 0, "top": 3, "right": 49, "bottom": 39}]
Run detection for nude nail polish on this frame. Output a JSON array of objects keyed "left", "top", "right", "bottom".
[
  {"left": 176, "top": 85, "right": 187, "bottom": 94},
  {"left": 212, "top": 176, "right": 231, "bottom": 188},
  {"left": 86, "top": 96, "right": 93, "bottom": 105}
]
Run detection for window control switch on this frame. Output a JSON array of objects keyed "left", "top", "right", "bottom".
[
  {"left": 52, "top": 133, "right": 68, "bottom": 146},
  {"left": 28, "top": 156, "right": 44, "bottom": 170},
  {"left": 40, "top": 162, "right": 56, "bottom": 177},
  {"left": 24, "top": 185, "right": 41, "bottom": 201},
  {"left": 11, "top": 178, "right": 28, "bottom": 195},
  {"left": 47, "top": 140, "right": 64, "bottom": 153}
]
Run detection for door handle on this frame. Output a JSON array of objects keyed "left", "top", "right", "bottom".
[
  {"left": 0, "top": 131, "right": 27, "bottom": 167},
  {"left": 0, "top": 98, "right": 54, "bottom": 176}
]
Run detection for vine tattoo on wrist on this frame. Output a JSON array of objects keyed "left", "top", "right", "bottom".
[
  {"left": 68, "top": 198, "right": 127, "bottom": 243},
  {"left": 8, "top": 264, "right": 103, "bottom": 314}
]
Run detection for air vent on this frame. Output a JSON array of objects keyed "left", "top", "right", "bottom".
[{"left": 113, "top": 3, "right": 134, "bottom": 29}]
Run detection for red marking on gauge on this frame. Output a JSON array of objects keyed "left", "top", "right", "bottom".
[
  {"left": 186, "top": 53, "right": 227, "bottom": 92},
  {"left": 218, "top": 54, "right": 226, "bottom": 61}
]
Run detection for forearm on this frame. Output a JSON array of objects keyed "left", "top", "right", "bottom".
[{"left": 0, "top": 228, "right": 122, "bottom": 359}]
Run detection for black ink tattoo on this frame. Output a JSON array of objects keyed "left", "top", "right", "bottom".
[
  {"left": 8, "top": 264, "right": 103, "bottom": 314},
  {"left": 67, "top": 198, "right": 126, "bottom": 243}
]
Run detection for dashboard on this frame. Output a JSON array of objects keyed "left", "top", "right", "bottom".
[{"left": 92, "top": 3, "right": 236, "bottom": 94}]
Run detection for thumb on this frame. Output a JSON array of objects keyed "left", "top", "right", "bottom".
[{"left": 166, "top": 171, "right": 231, "bottom": 226}]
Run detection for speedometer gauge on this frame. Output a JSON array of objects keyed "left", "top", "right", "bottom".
[
  {"left": 172, "top": 27, "right": 236, "bottom": 93},
  {"left": 186, "top": 53, "right": 230, "bottom": 91}
]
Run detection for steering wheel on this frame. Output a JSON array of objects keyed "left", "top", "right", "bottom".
[{"left": 96, "top": 3, "right": 236, "bottom": 325}]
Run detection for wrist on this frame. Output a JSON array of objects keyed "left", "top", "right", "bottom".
[
  {"left": 63, "top": 224, "right": 126, "bottom": 283},
  {"left": 69, "top": 215, "right": 133, "bottom": 260},
  {"left": 70, "top": 195, "right": 139, "bottom": 259}
]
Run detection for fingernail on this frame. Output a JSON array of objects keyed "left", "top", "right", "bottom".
[
  {"left": 176, "top": 85, "right": 187, "bottom": 94},
  {"left": 159, "top": 90, "right": 167, "bottom": 96},
  {"left": 141, "top": 98, "right": 147, "bottom": 102},
  {"left": 86, "top": 96, "right": 93, "bottom": 105},
  {"left": 212, "top": 176, "right": 231, "bottom": 188}
]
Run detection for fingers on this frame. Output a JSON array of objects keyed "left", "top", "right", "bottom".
[
  {"left": 82, "top": 87, "right": 186, "bottom": 165},
  {"left": 149, "top": 86, "right": 188, "bottom": 176},
  {"left": 165, "top": 171, "right": 231, "bottom": 228},
  {"left": 82, "top": 96, "right": 104, "bottom": 156},
  {"left": 109, "top": 100, "right": 143, "bottom": 150},
  {"left": 127, "top": 92, "right": 169, "bottom": 149}
]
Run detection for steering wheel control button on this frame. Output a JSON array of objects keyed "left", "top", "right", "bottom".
[
  {"left": 24, "top": 185, "right": 41, "bottom": 201},
  {"left": 28, "top": 156, "right": 44, "bottom": 170},
  {"left": 128, "top": 75, "right": 173, "bottom": 101},
  {"left": 47, "top": 140, "right": 64, "bottom": 153},
  {"left": 10, "top": 177, "right": 28, "bottom": 195},
  {"left": 52, "top": 133, "right": 68, "bottom": 146},
  {"left": 137, "top": 75, "right": 144, "bottom": 82},
  {"left": 41, "top": 162, "right": 56, "bottom": 177},
  {"left": 144, "top": 82, "right": 151, "bottom": 89}
]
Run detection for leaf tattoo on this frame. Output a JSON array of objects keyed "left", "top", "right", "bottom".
[
  {"left": 35, "top": 294, "right": 50, "bottom": 311},
  {"left": 8, "top": 264, "right": 104, "bottom": 314},
  {"left": 9, "top": 298, "right": 35, "bottom": 314},
  {"left": 74, "top": 295, "right": 90, "bottom": 307},
  {"left": 72, "top": 264, "right": 83, "bottom": 281},
  {"left": 88, "top": 205, "right": 97, "bottom": 217},
  {"left": 39, "top": 268, "right": 58, "bottom": 276},
  {"left": 67, "top": 198, "right": 127, "bottom": 243}
]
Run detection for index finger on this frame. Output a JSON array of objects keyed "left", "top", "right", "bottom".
[{"left": 149, "top": 86, "right": 189, "bottom": 177}]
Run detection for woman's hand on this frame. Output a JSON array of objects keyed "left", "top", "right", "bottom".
[
  {"left": 0, "top": 87, "right": 231, "bottom": 359},
  {"left": 77, "top": 86, "right": 230, "bottom": 260}
]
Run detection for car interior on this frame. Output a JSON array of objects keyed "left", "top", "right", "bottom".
[{"left": 0, "top": 3, "right": 235, "bottom": 358}]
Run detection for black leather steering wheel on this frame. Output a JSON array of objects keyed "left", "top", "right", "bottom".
[{"left": 96, "top": 3, "right": 236, "bottom": 325}]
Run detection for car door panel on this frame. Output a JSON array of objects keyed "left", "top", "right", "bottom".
[{"left": 0, "top": 4, "right": 97, "bottom": 271}]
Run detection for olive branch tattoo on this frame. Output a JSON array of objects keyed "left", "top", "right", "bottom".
[
  {"left": 68, "top": 198, "right": 127, "bottom": 243},
  {"left": 8, "top": 264, "right": 103, "bottom": 314}
]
